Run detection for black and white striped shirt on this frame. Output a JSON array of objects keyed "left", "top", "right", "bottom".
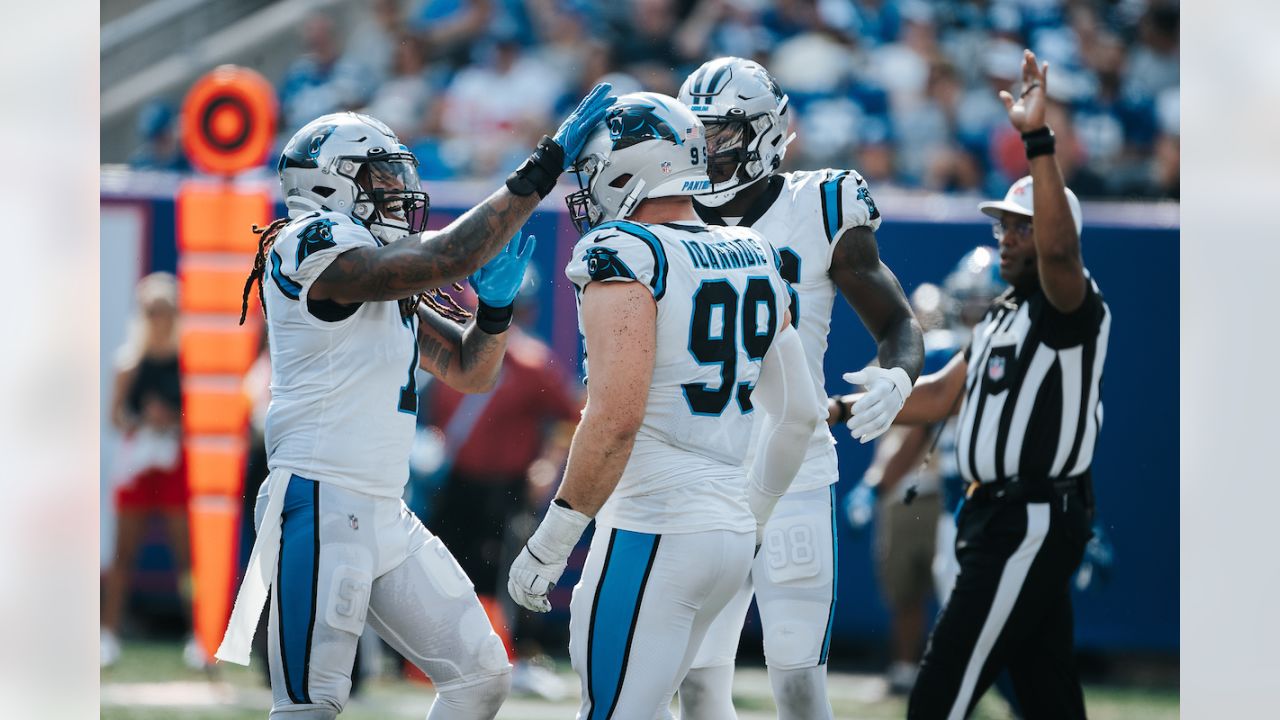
[{"left": 957, "top": 275, "right": 1111, "bottom": 485}]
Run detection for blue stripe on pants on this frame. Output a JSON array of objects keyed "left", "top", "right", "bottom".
[
  {"left": 587, "top": 529, "right": 661, "bottom": 720},
  {"left": 277, "top": 475, "right": 320, "bottom": 704},
  {"left": 821, "top": 484, "right": 839, "bottom": 664}
]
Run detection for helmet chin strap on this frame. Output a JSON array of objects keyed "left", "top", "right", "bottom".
[
  {"left": 285, "top": 195, "right": 326, "bottom": 217},
  {"left": 777, "top": 131, "right": 797, "bottom": 162},
  {"left": 617, "top": 178, "right": 648, "bottom": 220},
  {"left": 742, "top": 116, "right": 774, "bottom": 177},
  {"left": 369, "top": 223, "right": 409, "bottom": 245},
  {"left": 369, "top": 207, "right": 421, "bottom": 244},
  {"left": 699, "top": 171, "right": 766, "bottom": 208},
  {"left": 354, "top": 198, "right": 413, "bottom": 244}
]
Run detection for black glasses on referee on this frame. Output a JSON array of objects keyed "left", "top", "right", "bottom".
[{"left": 992, "top": 218, "right": 1034, "bottom": 241}]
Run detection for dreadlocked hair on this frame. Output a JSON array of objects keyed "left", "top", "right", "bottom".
[
  {"left": 240, "top": 217, "right": 474, "bottom": 326},
  {"left": 241, "top": 218, "right": 291, "bottom": 325},
  {"left": 400, "top": 285, "right": 472, "bottom": 323}
]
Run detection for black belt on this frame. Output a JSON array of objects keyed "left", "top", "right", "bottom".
[{"left": 966, "top": 472, "right": 1094, "bottom": 512}]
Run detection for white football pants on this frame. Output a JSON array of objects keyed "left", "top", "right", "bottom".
[
  {"left": 257, "top": 475, "right": 511, "bottom": 718},
  {"left": 569, "top": 525, "right": 753, "bottom": 719}
]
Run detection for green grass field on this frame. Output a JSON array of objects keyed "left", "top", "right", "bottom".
[{"left": 101, "top": 640, "right": 1178, "bottom": 719}]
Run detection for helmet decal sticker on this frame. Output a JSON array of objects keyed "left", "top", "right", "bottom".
[
  {"left": 278, "top": 124, "right": 337, "bottom": 171},
  {"left": 607, "top": 104, "right": 683, "bottom": 150}
]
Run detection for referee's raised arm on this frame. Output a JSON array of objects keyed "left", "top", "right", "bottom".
[
  {"left": 999, "top": 49, "right": 1087, "bottom": 314},
  {"left": 905, "top": 48, "right": 1109, "bottom": 720}
]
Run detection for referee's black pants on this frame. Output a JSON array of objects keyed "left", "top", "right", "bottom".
[{"left": 908, "top": 485, "right": 1091, "bottom": 719}]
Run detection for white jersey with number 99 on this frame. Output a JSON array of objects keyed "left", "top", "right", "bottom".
[{"left": 566, "top": 219, "right": 792, "bottom": 535}]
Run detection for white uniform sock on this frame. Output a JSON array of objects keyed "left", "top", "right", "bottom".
[
  {"left": 767, "top": 665, "right": 833, "bottom": 720},
  {"left": 678, "top": 664, "right": 737, "bottom": 720},
  {"left": 268, "top": 708, "right": 337, "bottom": 720},
  {"left": 426, "top": 670, "right": 512, "bottom": 720}
]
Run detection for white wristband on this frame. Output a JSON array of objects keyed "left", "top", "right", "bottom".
[
  {"left": 527, "top": 501, "right": 591, "bottom": 563},
  {"left": 885, "top": 366, "right": 913, "bottom": 402}
]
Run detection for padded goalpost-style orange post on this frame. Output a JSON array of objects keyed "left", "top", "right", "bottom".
[{"left": 176, "top": 65, "right": 276, "bottom": 660}]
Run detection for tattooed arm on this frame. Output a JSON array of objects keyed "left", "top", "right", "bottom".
[
  {"left": 311, "top": 188, "right": 541, "bottom": 305},
  {"left": 415, "top": 304, "right": 509, "bottom": 393},
  {"left": 310, "top": 82, "right": 617, "bottom": 305}
]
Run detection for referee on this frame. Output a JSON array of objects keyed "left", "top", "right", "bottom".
[{"left": 842, "top": 50, "right": 1111, "bottom": 719}]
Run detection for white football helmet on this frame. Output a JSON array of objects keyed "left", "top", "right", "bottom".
[
  {"left": 277, "top": 112, "right": 429, "bottom": 244},
  {"left": 677, "top": 57, "right": 794, "bottom": 207},
  {"left": 566, "top": 92, "right": 711, "bottom": 234},
  {"left": 944, "top": 246, "right": 1006, "bottom": 327}
]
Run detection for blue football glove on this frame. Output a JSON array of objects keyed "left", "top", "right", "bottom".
[
  {"left": 1074, "top": 521, "right": 1115, "bottom": 592},
  {"left": 842, "top": 481, "right": 878, "bottom": 535},
  {"left": 469, "top": 231, "right": 536, "bottom": 309},
  {"left": 552, "top": 82, "right": 616, "bottom": 170}
]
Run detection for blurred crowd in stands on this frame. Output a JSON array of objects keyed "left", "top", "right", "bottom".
[{"left": 130, "top": 0, "right": 1179, "bottom": 200}]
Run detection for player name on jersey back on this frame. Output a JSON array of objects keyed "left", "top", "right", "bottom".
[
  {"left": 678, "top": 237, "right": 772, "bottom": 271},
  {"left": 567, "top": 219, "right": 792, "bottom": 534}
]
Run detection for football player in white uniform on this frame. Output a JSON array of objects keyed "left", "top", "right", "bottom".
[
  {"left": 505, "top": 93, "right": 824, "bottom": 719},
  {"left": 216, "top": 83, "right": 616, "bottom": 720},
  {"left": 675, "top": 58, "right": 925, "bottom": 719}
]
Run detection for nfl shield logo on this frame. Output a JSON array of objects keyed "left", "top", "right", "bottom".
[
  {"left": 987, "top": 356, "right": 1005, "bottom": 382},
  {"left": 660, "top": 161, "right": 672, "bottom": 175}
]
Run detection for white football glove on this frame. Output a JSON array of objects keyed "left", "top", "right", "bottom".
[
  {"left": 842, "top": 367, "right": 913, "bottom": 443},
  {"left": 508, "top": 501, "right": 591, "bottom": 613}
]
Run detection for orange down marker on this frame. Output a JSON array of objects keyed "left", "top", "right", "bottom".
[{"left": 176, "top": 64, "right": 278, "bottom": 662}]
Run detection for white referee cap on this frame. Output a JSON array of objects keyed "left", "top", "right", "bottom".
[{"left": 979, "top": 175, "right": 1083, "bottom": 237}]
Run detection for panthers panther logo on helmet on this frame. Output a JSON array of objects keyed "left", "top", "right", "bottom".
[
  {"left": 276, "top": 112, "right": 430, "bottom": 245},
  {"left": 607, "top": 103, "right": 683, "bottom": 150},
  {"left": 566, "top": 92, "right": 711, "bottom": 235},
  {"left": 755, "top": 66, "right": 784, "bottom": 103},
  {"left": 678, "top": 57, "right": 794, "bottom": 207},
  {"left": 278, "top": 124, "right": 337, "bottom": 172}
]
